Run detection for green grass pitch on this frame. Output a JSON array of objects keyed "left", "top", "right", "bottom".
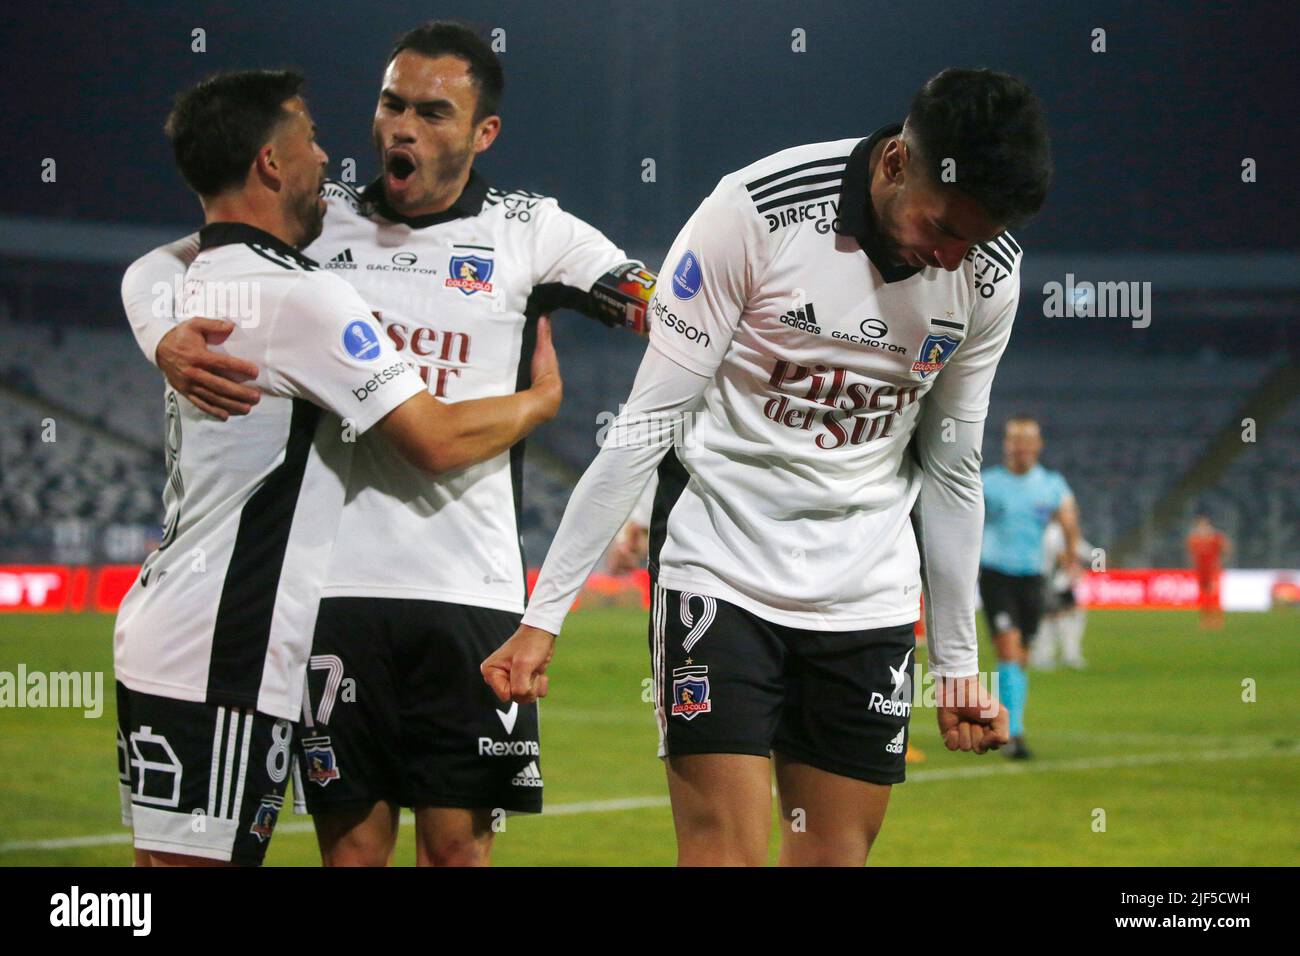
[{"left": 1, "top": 608, "right": 1296, "bottom": 866}]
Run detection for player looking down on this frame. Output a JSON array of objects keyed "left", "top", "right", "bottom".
[{"left": 484, "top": 68, "right": 1052, "bottom": 865}]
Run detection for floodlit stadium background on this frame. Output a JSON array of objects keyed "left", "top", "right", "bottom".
[{"left": 1, "top": 0, "right": 1296, "bottom": 865}]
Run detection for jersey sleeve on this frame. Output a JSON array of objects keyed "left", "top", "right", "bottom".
[
  {"left": 646, "top": 176, "right": 764, "bottom": 378},
  {"left": 521, "top": 345, "right": 712, "bottom": 635},
  {"left": 926, "top": 238, "right": 1023, "bottom": 422},
  {"left": 263, "top": 272, "right": 425, "bottom": 434},
  {"left": 530, "top": 198, "right": 634, "bottom": 293},
  {"left": 911, "top": 396, "right": 986, "bottom": 678},
  {"left": 1055, "top": 471, "right": 1075, "bottom": 506},
  {"left": 120, "top": 232, "right": 201, "bottom": 366}
]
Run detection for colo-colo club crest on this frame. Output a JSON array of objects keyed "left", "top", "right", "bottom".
[
  {"left": 911, "top": 332, "right": 961, "bottom": 379},
  {"left": 445, "top": 254, "right": 494, "bottom": 295},
  {"left": 671, "top": 665, "right": 712, "bottom": 720}
]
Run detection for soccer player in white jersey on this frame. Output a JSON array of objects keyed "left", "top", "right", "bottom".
[
  {"left": 121, "top": 22, "right": 654, "bottom": 866},
  {"left": 1034, "top": 519, "right": 1090, "bottom": 671},
  {"left": 115, "top": 70, "right": 561, "bottom": 866},
  {"left": 485, "top": 68, "right": 1053, "bottom": 866}
]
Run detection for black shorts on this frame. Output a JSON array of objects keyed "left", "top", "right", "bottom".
[
  {"left": 296, "top": 596, "right": 541, "bottom": 815},
  {"left": 979, "top": 568, "right": 1045, "bottom": 642},
  {"left": 1043, "top": 582, "right": 1076, "bottom": 613},
  {"left": 116, "top": 682, "right": 293, "bottom": 866},
  {"left": 649, "top": 585, "right": 917, "bottom": 786}
]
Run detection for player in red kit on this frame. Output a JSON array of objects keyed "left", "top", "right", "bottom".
[{"left": 1187, "top": 516, "right": 1231, "bottom": 629}]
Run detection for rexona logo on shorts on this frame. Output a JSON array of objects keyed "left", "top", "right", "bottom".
[
  {"left": 671, "top": 250, "right": 703, "bottom": 300},
  {"left": 342, "top": 320, "right": 382, "bottom": 361},
  {"left": 478, "top": 737, "right": 540, "bottom": 757},
  {"left": 671, "top": 665, "right": 711, "bottom": 720},
  {"left": 352, "top": 361, "right": 408, "bottom": 402}
]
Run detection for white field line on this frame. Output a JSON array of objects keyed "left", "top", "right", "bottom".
[{"left": 2, "top": 742, "right": 1296, "bottom": 855}]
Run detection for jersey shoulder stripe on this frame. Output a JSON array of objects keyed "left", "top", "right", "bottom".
[
  {"left": 978, "top": 233, "right": 1022, "bottom": 273},
  {"left": 325, "top": 178, "right": 363, "bottom": 202},
  {"left": 730, "top": 139, "right": 857, "bottom": 222},
  {"left": 744, "top": 155, "right": 849, "bottom": 194},
  {"left": 754, "top": 183, "right": 842, "bottom": 214},
  {"left": 485, "top": 186, "right": 551, "bottom": 203},
  {"left": 246, "top": 241, "right": 317, "bottom": 272}
]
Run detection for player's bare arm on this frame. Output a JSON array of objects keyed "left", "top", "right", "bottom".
[
  {"left": 376, "top": 314, "right": 562, "bottom": 474},
  {"left": 1056, "top": 495, "right": 1083, "bottom": 574}
]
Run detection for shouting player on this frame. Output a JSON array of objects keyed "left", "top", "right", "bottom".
[
  {"left": 115, "top": 70, "right": 561, "bottom": 866},
  {"left": 979, "top": 416, "right": 1081, "bottom": 758},
  {"left": 484, "top": 68, "right": 1051, "bottom": 865},
  {"left": 122, "top": 22, "right": 654, "bottom": 866}
]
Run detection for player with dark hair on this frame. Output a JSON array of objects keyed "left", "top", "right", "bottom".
[
  {"left": 116, "top": 69, "right": 560, "bottom": 865},
  {"left": 485, "top": 67, "right": 1049, "bottom": 865},
  {"left": 122, "top": 21, "right": 654, "bottom": 866},
  {"left": 979, "top": 416, "right": 1081, "bottom": 759}
]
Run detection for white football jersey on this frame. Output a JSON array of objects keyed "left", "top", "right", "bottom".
[
  {"left": 307, "top": 174, "right": 634, "bottom": 613},
  {"left": 114, "top": 223, "right": 425, "bottom": 720},
  {"left": 646, "top": 125, "right": 1022, "bottom": 630}
]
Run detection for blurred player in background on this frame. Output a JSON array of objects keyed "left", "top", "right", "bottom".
[
  {"left": 1187, "top": 515, "right": 1231, "bottom": 629},
  {"left": 122, "top": 21, "right": 654, "bottom": 867},
  {"left": 980, "top": 416, "right": 1081, "bottom": 759},
  {"left": 485, "top": 68, "right": 1051, "bottom": 865},
  {"left": 1031, "top": 519, "right": 1090, "bottom": 670}
]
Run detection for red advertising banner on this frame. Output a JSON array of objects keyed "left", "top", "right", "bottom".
[
  {"left": 1074, "top": 569, "right": 1202, "bottom": 610},
  {"left": 0, "top": 565, "right": 72, "bottom": 612},
  {"left": 0, "top": 566, "right": 1289, "bottom": 614}
]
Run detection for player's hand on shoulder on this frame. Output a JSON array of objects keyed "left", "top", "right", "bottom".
[
  {"left": 935, "top": 674, "right": 1008, "bottom": 754},
  {"left": 481, "top": 624, "right": 557, "bottom": 705},
  {"left": 527, "top": 315, "right": 562, "bottom": 422},
  {"left": 157, "top": 317, "right": 260, "bottom": 420}
]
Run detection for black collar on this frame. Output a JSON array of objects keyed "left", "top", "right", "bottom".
[
  {"left": 834, "top": 122, "right": 921, "bottom": 284},
  {"left": 198, "top": 222, "right": 319, "bottom": 268},
  {"left": 360, "top": 168, "right": 491, "bottom": 228}
]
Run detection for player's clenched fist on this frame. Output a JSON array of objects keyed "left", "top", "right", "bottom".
[
  {"left": 935, "top": 675, "right": 1009, "bottom": 754},
  {"left": 482, "top": 624, "right": 557, "bottom": 705}
]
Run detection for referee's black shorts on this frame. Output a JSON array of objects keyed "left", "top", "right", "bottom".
[{"left": 979, "top": 567, "right": 1045, "bottom": 643}]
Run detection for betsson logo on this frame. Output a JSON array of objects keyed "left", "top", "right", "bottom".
[
  {"left": 650, "top": 296, "right": 710, "bottom": 348},
  {"left": 351, "top": 362, "right": 408, "bottom": 402}
]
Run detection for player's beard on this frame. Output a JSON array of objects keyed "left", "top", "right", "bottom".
[
  {"left": 291, "top": 181, "right": 326, "bottom": 249},
  {"left": 872, "top": 191, "right": 908, "bottom": 265},
  {"left": 410, "top": 133, "right": 475, "bottom": 210}
]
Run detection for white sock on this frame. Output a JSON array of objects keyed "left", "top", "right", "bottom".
[
  {"left": 1062, "top": 609, "right": 1087, "bottom": 665},
  {"left": 1030, "top": 617, "right": 1057, "bottom": 669}
]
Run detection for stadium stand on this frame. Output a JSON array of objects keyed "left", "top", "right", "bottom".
[{"left": 2, "top": 311, "right": 1296, "bottom": 568}]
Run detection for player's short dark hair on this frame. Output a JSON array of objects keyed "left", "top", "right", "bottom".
[
  {"left": 165, "top": 69, "right": 305, "bottom": 198},
  {"left": 905, "top": 67, "right": 1052, "bottom": 227},
  {"left": 389, "top": 20, "right": 503, "bottom": 121}
]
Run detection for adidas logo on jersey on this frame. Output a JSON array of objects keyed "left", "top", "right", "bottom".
[
  {"left": 778, "top": 301, "right": 821, "bottom": 334},
  {"left": 511, "top": 760, "right": 544, "bottom": 788},
  {"left": 326, "top": 248, "right": 356, "bottom": 269},
  {"left": 885, "top": 728, "right": 905, "bottom": 754}
]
